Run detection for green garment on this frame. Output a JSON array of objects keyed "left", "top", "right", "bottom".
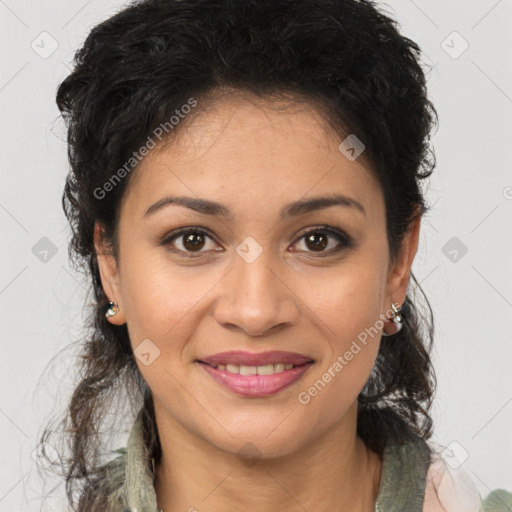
[{"left": 88, "top": 408, "right": 512, "bottom": 511}]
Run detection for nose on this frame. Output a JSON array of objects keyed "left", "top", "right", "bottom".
[{"left": 213, "top": 248, "right": 300, "bottom": 337}]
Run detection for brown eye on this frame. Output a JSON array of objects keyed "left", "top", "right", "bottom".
[
  {"left": 304, "top": 232, "right": 329, "bottom": 251},
  {"left": 160, "top": 225, "right": 353, "bottom": 258},
  {"left": 182, "top": 232, "right": 206, "bottom": 251},
  {"left": 161, "top": 228, "right": 219, "bottom": 255},
  {"left": 292, "top": 227, "right": 352, "bottom": 256}
]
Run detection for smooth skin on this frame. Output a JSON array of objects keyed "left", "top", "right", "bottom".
[{"left": 95, "top": 91, "right": 421, "bottom": 512}]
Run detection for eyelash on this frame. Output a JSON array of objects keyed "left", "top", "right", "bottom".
[{"left": 159, "top": 225, "right": 353, "bottom": 258}]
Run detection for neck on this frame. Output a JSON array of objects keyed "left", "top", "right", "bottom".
[{"left": 153, "top": 402, "right": 382, "bottom": 512}]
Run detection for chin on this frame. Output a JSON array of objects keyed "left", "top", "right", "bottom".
[
  {"left": 194, "top": 408, "right": 319, "bottom": 459},
  {"left": 210, "top": 431, "right": 306, "bottom": 462}
]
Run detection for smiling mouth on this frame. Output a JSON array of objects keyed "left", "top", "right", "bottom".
[
  {"left": 198, "top": 361, "right": 306, "bottom": 375},
  {"left": 197, "top": 359, "right": 314, "bottom": 397}
]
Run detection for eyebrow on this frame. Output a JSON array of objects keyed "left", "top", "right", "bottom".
[{"left": 143, "top": 194, "right": 366, "bottom": 219}]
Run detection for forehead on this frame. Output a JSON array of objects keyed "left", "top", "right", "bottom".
[{"left": 119, "top": 93, "right": 382, "bottom": 222}]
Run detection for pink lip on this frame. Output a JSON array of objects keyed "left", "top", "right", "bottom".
[
  {"left": 198, "top": 350, "right": 313, "bottom": 367},
  {"left": 198, "top": 363, "right": 314, "bottom": 398}
]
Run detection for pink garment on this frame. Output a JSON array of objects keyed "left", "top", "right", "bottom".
[{"left": 422, "top": 441, "right": 482, "bottom": 511}]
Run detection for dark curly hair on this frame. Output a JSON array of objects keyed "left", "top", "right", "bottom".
[{"left": 38, "top": 0, "right": 438, "bottom": 510}]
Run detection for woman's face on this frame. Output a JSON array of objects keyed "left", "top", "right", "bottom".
[{"left": 96, "top": 94, "right": 419, "bottom": 458}]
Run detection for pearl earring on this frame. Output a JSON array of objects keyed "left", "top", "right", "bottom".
[
  {"left": 381, "top": 301, "right": 403, "bottom": 336},
  {"left": 105, "top": 301, "right": 119, "bottom": 319}
]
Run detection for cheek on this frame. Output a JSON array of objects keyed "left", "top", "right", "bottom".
[
  {"left": 120, "top": 259, "right": 173, "bottom": 344},
  {"left": 292, "top": 254, "right": 387, "bottom": 412},
  {"left": 119, "top": 239, "right": 186, "bottom": 327},
  {"left": 118, "top": 245, "right": 225, "bottom": 364},
  {"left": 306, "top": 256, "right": 387, "bottom": 349},
  {"left": 295, "top": 299, "right": 383, "bottom": 431},
  {"left": 118, "top": 255, "right": 207, "bottom": 407}
]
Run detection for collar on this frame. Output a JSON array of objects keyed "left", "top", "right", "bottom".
[
  {"left": 118, "top": 408, "right": 430, "bottom": 511},
  {"left": 122, "top": 407, "right": 158, "bottom": 511}
]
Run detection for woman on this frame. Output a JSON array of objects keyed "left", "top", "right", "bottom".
[{"left": 39, "top": 0, "right": 511, "bottom": 510}]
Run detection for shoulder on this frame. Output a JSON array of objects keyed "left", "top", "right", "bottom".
[
  {"left": 422, "top": 441, "right": 512, "bottom": 512},
  {"left": 480, "top": 489, "right": 512, "bottom": 511},
  {"left": 78, "top": 452, "right": 128, "bottom": 512}
]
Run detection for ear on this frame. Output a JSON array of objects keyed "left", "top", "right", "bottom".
[
  {"left": 385, "top": 208, "right": 422, "bottom": 309},
  {"left": 94, "top": 221, "right": 126, "bottom": 325}
]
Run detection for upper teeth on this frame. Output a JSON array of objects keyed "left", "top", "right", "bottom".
[{"left": 213, "top": 363, "right": 295, "bottom": 375}]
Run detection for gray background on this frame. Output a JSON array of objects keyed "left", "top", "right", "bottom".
[{"left": 1, "top": 0, "right": 511, "bottom": 510}]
